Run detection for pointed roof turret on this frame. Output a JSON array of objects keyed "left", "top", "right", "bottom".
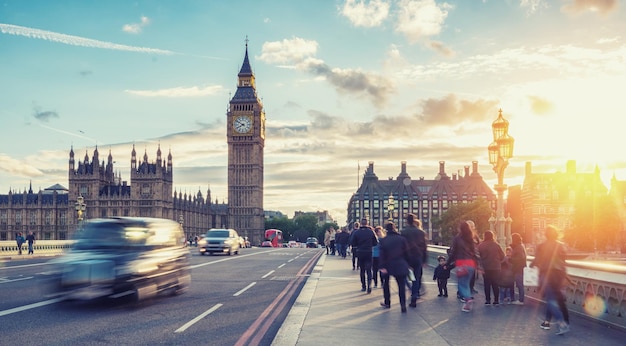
[
  {"left": 238, "top": 37, "right": 253, "bottom": 76},
  {"left": 231, "top": 37, "right": 258, "bottom": 103}
]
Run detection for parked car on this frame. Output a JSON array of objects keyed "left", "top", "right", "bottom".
[
  {"left": 40, "top": 217, "right": 191, "bottom": 302},
  {"left": 306, "top": 237, "right": 319, "bottom": 248},
  {"left": 198, "top": 228, "right": 240, "bottom": 255}
]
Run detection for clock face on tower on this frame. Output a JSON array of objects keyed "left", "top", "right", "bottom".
[{"left": 233, "top": 115, "right": 252, "bottom": 134}]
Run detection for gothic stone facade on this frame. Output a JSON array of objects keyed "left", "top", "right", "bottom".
[{"left": 0, "top": 146, "right": 227, "bottom": 241}]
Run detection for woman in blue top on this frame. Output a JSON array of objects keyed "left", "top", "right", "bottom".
[{"left": 372, "top": 226, "right": 385, "bottom": 288}]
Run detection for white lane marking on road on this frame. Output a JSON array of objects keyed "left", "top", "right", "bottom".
[
  {"left": 262, "top": 270, "right": 275, "bottom": 279},
  {"left": 0, "top": 262, "right": 49, "bottom": 270},
  {"left": 190, "top": 251, "right": 274, "bottom": 269},
  {"left": 233, "top": 282, "right": 256, "bottom": 297},
  {"left": 0, "top": 276, "right": 33, "bottom": 284},
  {"left": 0, "top": 298, "right": 63, "bottom": 317},
  {"left": 175, "top": 303, "right": 223, "bottom": 333},
  {"left": 278, "top": 263, "right": 286, "bottom": 269},
  {"left": 287, "top": 258, "right": 294, "bottom": 262}
]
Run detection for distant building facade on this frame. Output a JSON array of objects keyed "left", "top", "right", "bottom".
[
  {"left": 347, "top": 160, "right": 496, "bottom": 242},
  {"left": 264, "top": 210, "right": 286, "bottom": 220},
  {"left": 0, "top": 146, "right": 228, "bottom": 241},
  {"left": 520, "top": 160, "right": 608, "bottom": 245},
  {"left": 609, "top": 174, "right": 626, "bottom": 247},
  {"left": 293, "top": 210, "right": 335, "bottom": 226},
  {"left": 0, "top": 184, "right": 70, "bottom": 241}
]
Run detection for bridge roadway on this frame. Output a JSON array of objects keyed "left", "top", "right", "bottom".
[{"left": 274, "top": 252, "right": 626, "bottom": 346}]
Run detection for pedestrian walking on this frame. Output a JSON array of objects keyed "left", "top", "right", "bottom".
[
  {"left": 467, "top": 220, "right": 481, "bottom": 295},
  {"left": 324, "top": 228, "right": 332, "bottom": 255},
  {"left": 379, "top": 222, "right": 410, "bottom": 313},
  {"left": 329, "top": 227, "right": 336, "bottom": 255},
  {"left": 510, "top": 232, "right": 527, "bottom": 305},
  {"left": 335, "top": 228, "right": 350, "bottom": 258},
  {"left": 401, "top": 213, "right": 427, "bottom": 308},
  {"left": 500, "top": 247, "right": 515, "bottom": 304},
  {"left": 372, "top": 226, "right": 384, "bottom": 288},
  {"left": 433, "top": 255, "right": 451, "bottom": 297},
  {"left": 349, "top": 222, "right": 360, "bottom": 270},
  {"left": 530, "top": 225, "right": 571, "bottom": 335},
  {"left": 446, "top": 221, "right": 478, "bottom": 312},
  {"left": 350, "top": 218, "right": 377, "bottom": 294},
  {"left": 26, "top": 231, "right": 36, "bottom": 255},
  {"left": 16, "top": 232, "right": 25, "bottom": 255},
  {"left": 477, "top": 230, "right": 504, "bottom": 306}
]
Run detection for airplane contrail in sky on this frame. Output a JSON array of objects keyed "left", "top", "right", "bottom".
[{"left": 0, "top": 23, "right": 177, "bottom": 55}]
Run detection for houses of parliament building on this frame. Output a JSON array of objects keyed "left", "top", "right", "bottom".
[
  {"left": 0, "top": 145, "right": 228, "bottom": 242},
  {"left": 0, "top": 42, "right": 266, "bottom": 244}
]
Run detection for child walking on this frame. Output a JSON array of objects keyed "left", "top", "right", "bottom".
[{"left": 433, "top": 255, "right": 451, "bottom": 297}]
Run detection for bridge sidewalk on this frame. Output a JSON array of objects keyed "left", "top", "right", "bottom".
[{"left": 273, "top": 251, "right": 625, "bottom": 346}]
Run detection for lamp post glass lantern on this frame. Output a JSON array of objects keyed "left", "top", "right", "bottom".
[
  {"left": 488, "top": 109, "right": 514, "bottom": 248},
  {"left": 75, "top": 195, "right": 86, "bottom": 231}
]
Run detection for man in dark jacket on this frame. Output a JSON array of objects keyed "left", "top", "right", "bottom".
[
  {"left": 477, "top": 231, "right": 505, "bottom": 305},
  {"left": 401, "top": 214, "right": 427, "bottom": 307},
  {"left": 350, "top": 218, "right": 378, "bottom": 293},
  {"left": 379, "top": 222, "right": 410, "bottom": 312},
  {"left": 335, "top": 228, "right": 350, "bottom": 258}
]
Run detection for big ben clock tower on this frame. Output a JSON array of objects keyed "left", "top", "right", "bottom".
[{"left": 227, "top": 40, "right": 266, "bottom": 245}]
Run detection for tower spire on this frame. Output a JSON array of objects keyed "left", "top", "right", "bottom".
[{"left": 239, "top": 36, "right": 252, "bottom": 76}]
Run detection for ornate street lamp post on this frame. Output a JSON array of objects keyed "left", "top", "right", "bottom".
[
  {"left": 488, "top": 109, "right": 514, "bottom": 248},
  {"left": 75, "top": 195, "right": 86, "bottom": 231},
  {"left": 388, "top": 193, "right": 395, "bottom": 223}
]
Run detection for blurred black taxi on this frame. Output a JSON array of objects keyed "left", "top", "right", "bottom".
[{"left": 40, "top": 217, "right": 191, "bottom": 302}]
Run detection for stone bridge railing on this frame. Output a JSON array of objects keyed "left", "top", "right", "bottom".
[
  {"left": 427, "top": 245, "right": 626, "bottom": 331},
  {"left": 0, "top": 240, "right": 74, "bottom": 258}
]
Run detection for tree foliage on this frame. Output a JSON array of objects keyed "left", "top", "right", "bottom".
[{"left": 432, "top": 199, "right": 493, "bottom": 245}]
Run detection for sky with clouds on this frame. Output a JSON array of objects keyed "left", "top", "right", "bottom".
[{"left": 1, "top": 0, "right": 625, "bottom": 223}]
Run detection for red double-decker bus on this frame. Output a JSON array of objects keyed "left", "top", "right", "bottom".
[{"left": 264, "top": 229, "right": 283, "bottom": 247}]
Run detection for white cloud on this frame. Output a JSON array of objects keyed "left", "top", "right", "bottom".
[
  {"left": 399, "top": 43, "right": 626, "bottom": 80},
  {"left": 561, "top": 0, "right": 619, "bottom": 16},
  {"left": 596, "top": 36, "right": 620, "bottom": 44},
  {"left": 340, "top": 0, "right": 390, "bottom": 27},
  {"left": 257, "top": 37, "right": 319, "bottom": 65},
  {"left": 125, "top": 85, "right": 224, "bottom": 97},
  {"left": 123, "top": 16, "right": 151, "bottom": 34},
  {"left": 258, "top": 37, "right": 394, "bottom": 106},
  {"left": 519, "top": 0, "right": 548, "bottom": 15},
  {"left": 394, "top": 0, "right": 453, "bottom": 43},
  {"left": 0, "top": 155, "right": 44, "bottom": 177},
  {"left": 0, "top": 23, "right": 175, "bottom": 54}
]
